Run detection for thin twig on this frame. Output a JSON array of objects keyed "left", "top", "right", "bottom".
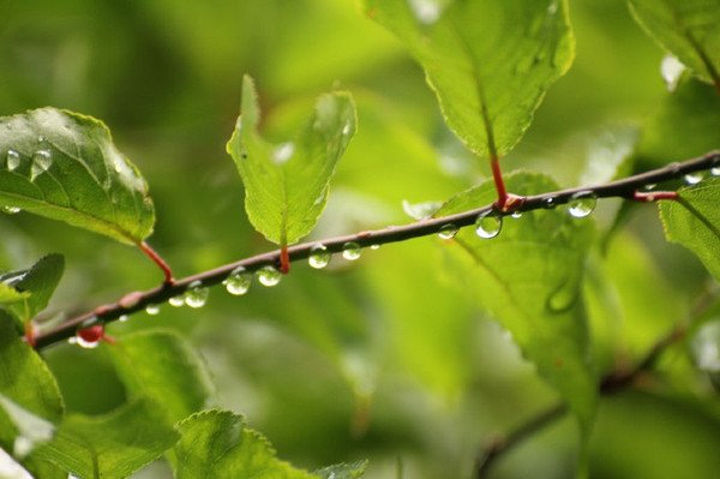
[
  {"left": 474, "top": 282, "right": 720, "bottom": 478},
  {"left": 31, "top": 150, "right": 720, "bottom": 349}
]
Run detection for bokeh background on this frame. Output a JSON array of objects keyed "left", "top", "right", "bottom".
[{"left": 1, "top": 0, "right": 719, "bottom": 477}]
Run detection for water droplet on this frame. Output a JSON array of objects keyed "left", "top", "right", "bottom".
[
  {"left": 408, "top": 0, "right": 443, "bottom": 25},
  {"left": 168, "top": 295, "right": 185, "bottom": 307},
  {"left": 342, "top": 123, "right": 351, "bottom": 135},
  {"left": 6, "top": 150, "right": 21, "bottom": 171},
  {"left": 684, "top": 172, "right": 704, "bottom": 185},
  {"left": 75, "top": 325, "right": 104, "bottom": 349},
  {"left": 643, "top": 183, "right": 656, "bottom": 191},
  {"left": 118, "top": 315, "right": 128, "bottom": 322},
  {"left": 1, "top": 206, "right": 21, "bottom": 214},
  {"left": 542, "top": 197, "right": 556, "bottom": 209},
  {"left": 660, "top": 54, "right": 686, "bottom": 92},
  {"left": 567, "top": 192, "right": 597, "bottom": 218},
  {"left": 146, "top": 304, "right": 160, "bottom": 315},
  {"left": 475, "top": 212, "right": 502, "bottom": 239},
  {"left": 438, "top": 224, "right": 458, "bottom": 239},
  {"left": 370, "top": 244, "right": 380, "bottom": 250},
  {"left": 691, "top": 321, "right": 720, "bottom": 372},
  {"left": 184, "top": 280, "right": 209, "bottom": 308},
  {"left": 342, "top": 242, "right": 362, "bottom": 261},
  {"left": 223, "top": 266, "right": 252, "bottom": 295},
  {"left": 272, "top": 142, "right": 294, "bottom": 164},
  {"left": 511, "top": 211, "right": 523, "bottom": 219},
  {"left": 30, "top": 150, "right": 51, "bottom": 181},
  {"left": 257, "top": 265, "right": 281, "bottom": 287},
  {"left": 308, "top": 244, "right": 331, "bottom": 269},
  {"left": 711, "top": 167, "right": 720, "bottom": 177}
]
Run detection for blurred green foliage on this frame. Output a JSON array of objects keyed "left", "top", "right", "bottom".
[{"left": 1, "top": 0, "right": 719, "bottom": 477}]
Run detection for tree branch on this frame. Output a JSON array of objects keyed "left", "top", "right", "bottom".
[{"left": 32, "top": 150, "right": 719, "bottom": 349}]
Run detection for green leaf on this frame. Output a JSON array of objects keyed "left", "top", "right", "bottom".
[
  {"left": 1, "top": 254, "right": 64, "bottom": 323},
  {"left": 314, "top": 459, "right": 368, "bottom": 479},
  {"left": 226, "top": 75, "right": 356, "bottom": 246},
  {"left": 659, "top": 178, "right": 720, "bottom": 281},
  {"left": 362, "top": 0, "right": 574, "bottom": 158},
  {"left": 0, "top": 282, "right": 30, "bottom": 306},
  {"left": 30, "top": 398, "right": 179, "bottom": 479},
  {"left": 0, "top": 312, "right": 63, "bottom": 454},
  {"left": 0, "top": 108, "right": 155, "bottom": 245},
  {"left": 108, "top": 329, "right": 213, "bottom": 425},
  {"left": 635, "top": 77, "right": 720, "bottom": 168},
  {"left": 434, "top": 172, "right": 596, "bottom": 434},
  {"left": 628, "top": 0, "right": 720, "bottom": 87},
  {"left": 172, "top": 409, "right": 316, "bottom": 479}
]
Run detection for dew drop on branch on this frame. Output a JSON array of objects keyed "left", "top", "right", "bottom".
[
  {"left": 184, "top": 280, "right": 209, "bottom": 308},
  {"left": 145, "top": 304, "right": 160, "bottom": 315},
  {"left": 308, "top": 244, "right": 331, "bottom": 269},
  {"left": 567, "top": 192, "right": 597, "bottom": 218},
  {"left": 511, "top": 211, "right": 523, "bottom": 219},
  {"left": 257, "top": 265, "right": 281, "bottom": 287},
  {"left": 75, "top": 325, "right": 104, "bottom": 349},
  {"left": 224, "top": 266, "right": 252, "bottom": 295},
  {"left": 438, "top": 224, "right": 458, "bottom": 239},
  {"left": 342, "top": 242, "right": 362, "bottom": 261},
  {"left": 711, "top": 166, "right": 720, "bottom": 177},
  {"left": 168, "top": 295, "right": 185, "bottom": 307},
  {"left": 542, "top": 197, "right": 556, "bottom": 209},
  {"left": 475, "top": 212, "right": 502, "bottom": 239},
  {"left": 684, "top": 172, "right": 704, "bottom": 185}
]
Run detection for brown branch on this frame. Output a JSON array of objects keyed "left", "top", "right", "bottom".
[{"left": 32, "top": 150, "right": 720, "bottom": 349}]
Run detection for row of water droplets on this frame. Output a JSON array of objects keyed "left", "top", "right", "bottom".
[
  {"left": 683, "top": 166, "right": 720, "bottom": 186},
  {"left": 435, "top": 191, "right": 599, "bottom": 242}
]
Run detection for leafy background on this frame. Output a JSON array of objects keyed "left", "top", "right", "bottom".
[{"left": 0, "top": 0, "right": 719, "bottom": 478}]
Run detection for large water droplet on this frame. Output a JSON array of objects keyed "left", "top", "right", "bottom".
[
  {"left": 168, "top": 295, "right": 185, "bottom": 307},
  {"left": 684, "top": 172, "right": 704, "bottom": 185},
  {"left": 223, "top": 266, "right": 251, "bottom": 295},
  {"left": 6, "top": 150, "right": 21, "bottom": 171},
  {"left": 30, "top": 150, "right": 51, "bottom": 181},
  {"left": 711, "top": 166, "right": 720, "bottom": 177},
  {"left": 184, "top": 280, "right": 209, "bottom": 308},
  {"left": 567, "top": 192, "right": 597, "bottom": 218},
  {"left": 308, "top": 244, "right": 331, "bottom": 269},
  {"left": 257, "top": 265, "right": 281, "bottom": 287},
  {"left": 438, "top": 224, "right": 458, "bottom": 239},
  {"left": 475, "top": 212, "right": 502, "bottom": 239},
  {"left": 146, "top": 304, "right": 160, "bottom": 315},
  {"left": 342, "top": 242, "right": 362, "bottom": 261},
  {"left": 272, "top": 142, "right": 294, "bottom": 164},
  {"left": 1, "top": 206, "right": 21, "bottom": 214}
]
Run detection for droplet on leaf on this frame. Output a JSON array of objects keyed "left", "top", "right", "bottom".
[{"left": 6, "top": 150, "right": 21, "bottom": 171}]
